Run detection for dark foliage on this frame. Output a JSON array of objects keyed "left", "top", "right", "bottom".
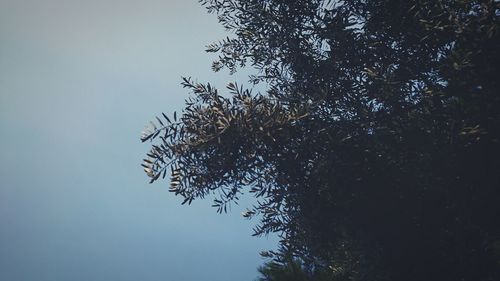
[
  {"left": 142, "top": 1, "right": 500, "bottom": 280},
  {"left": 256, "top": 258, "right": 335, "bottom": 281}
]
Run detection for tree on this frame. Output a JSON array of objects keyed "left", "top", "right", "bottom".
[
  {"left": 255, "top": 258, "right": 336, "bottom": 281},
  {"left": 141, "top": 1, "right": 500, "bottom": 280},
  {"left": 256, "top": 259, "right": 311, "bottom": 281}
]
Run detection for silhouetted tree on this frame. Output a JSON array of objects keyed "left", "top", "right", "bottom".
[
  {"left": 256, "top": 258, "right": 335, "bottom": 281},
  {"left": 256, "top": 259, "right": 310, "bottom": 281},
  {"left": 142, "top": 1, "right": 500, "bottom": 280}
]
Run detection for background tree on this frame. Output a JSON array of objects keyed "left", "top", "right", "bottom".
[{"left": 141, "top": 1, "right": 500, "bottom": 280}]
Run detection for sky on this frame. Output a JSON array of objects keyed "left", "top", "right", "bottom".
[{"left": 0, "top": 1, "right": 277, "bottom": 280}]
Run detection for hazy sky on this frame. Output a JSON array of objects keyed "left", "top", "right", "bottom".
[{"left": 0, "top": 1, "right": 277, "bottom": 280}]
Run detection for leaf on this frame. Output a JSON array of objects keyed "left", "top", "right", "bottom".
[
  {"left": 156, "top": 116, "right": 164, "bottom": 126},
  {"left": 141, "top": 133, "right": 154, "bottom": 142},
  {"left": 162, "top": 112, "right": 171, "bottom": 123},
  {"left": 149, "top": 172, "right": 161, "bottom": 183}
]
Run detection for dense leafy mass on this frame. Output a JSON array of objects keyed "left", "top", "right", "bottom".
[
  {"left": 142, "top": 1, "right": 500, "bottom": 280},
  {"left": 256, "top": 258, "right": 336, "bottom": 281}
]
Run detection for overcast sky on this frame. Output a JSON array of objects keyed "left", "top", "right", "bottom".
[{"left": 0, "top": 1, "right": 277, "bottom": 280}]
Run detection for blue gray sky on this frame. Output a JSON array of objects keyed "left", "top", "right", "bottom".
[{"left": 0, "top": 1, "right": 277, "bottom": 280}]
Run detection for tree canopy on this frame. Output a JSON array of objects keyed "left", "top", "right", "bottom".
[{"left": 141, "top": 1, "right": 500, "bottom": 280}]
